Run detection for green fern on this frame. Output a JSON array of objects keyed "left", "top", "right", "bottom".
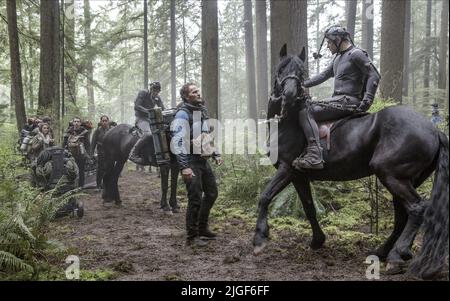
[
  {"left": 0, "top": 143, "right": 83, "bottom": 279},
  {"left": 0, "top": 251, "right": 33, "bottom": 273}
]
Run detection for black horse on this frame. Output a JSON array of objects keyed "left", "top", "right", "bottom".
[
  {"left": 101, "top": 124, "right": 179, "bottom": 214},
  {"left": 253, "top": 45, "right": 449, "bottom": 279}
]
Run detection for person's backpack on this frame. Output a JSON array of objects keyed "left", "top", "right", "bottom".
[{"left": 35, "top": 146, "right": 79, "bottom": 191}]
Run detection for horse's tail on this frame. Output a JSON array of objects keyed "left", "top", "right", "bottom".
[{"left": 409, "top": 131, "right": 449, "bottom": 279}]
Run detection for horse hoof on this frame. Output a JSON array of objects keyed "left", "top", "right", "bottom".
[
  {"left": 399, "top": 249, "right": 413, "bottom": 261},
  {"left": 385, "top": 262, "right": 405, "bottom": 275},
  {"left": 103, "top": 198, "right": 113, "bottom": 204},
  {"left": 367, "top": 248, "right": 388, "bottom": 262},
  {"left": 310, "top": 235, "right": 326, "bottom": 250},
  {"left": 253, "top": 242, "right": 267, "bottom": 256},
  {"left": 164, "top": 210, "right": 173, "bottom": 216},
  {"left": 172, "top": 207, "right": 181, "bottom": 213}
]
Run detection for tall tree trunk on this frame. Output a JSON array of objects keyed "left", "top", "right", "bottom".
[
  {"left": 120, "top": 75, "right": 124, "bottom": 123},
  {"left": 6, "top": 0, "right": 26, "bottom": 133},
  {"left": 182, "top": 1, "right": 187, "bottom": 84},
  {"left": 170, "top": 0, "right": 176, "bottom": 108},
  {"left": 39, "top": 0, "right": 60, "bottom": 132},
  {"left": 345, "top": 0, "right": 357, "bottom": 38},
  {"left": 270, "top": 0, "right": 289, "bottom": 84},
  {"left": 61, "top": 0, "right": 65, "bottom": 121},
  {"left": 64, "top": 0, "right": 76, "bottom": 107},
  {"left": 255, "top": 0, "right": 269, "bottom": 119},
  {"left": 402, "top": 0, "right": 411, "bottom": 98},
  {"left": 380, "top": 0, "right": 406, "bottom": 103},
  {"left": 84, "top": 0, "right": 95, "bottom": 120},
  {"left": 288, "top": 0, "right": 308, "bottom": 74},
  {"left": 438, "top": 0, "right": 448, "bottom": 90},
  {"left": 315, "top": 0, "right": 320, "bottom": 74},
  {"left": 411, "top": 19, "right": 416, "bottom": 105},
  {"left": 423, "top": 0, "right": 432, "bottom": 99},
  {"left": 244, "top": 0, "right": 257, "bottom": 121},
  {"left": 26, "top": 0, "right": 34, "bottom": 111},
  {"left": 201, "top": 0, "right": 219, "bottom": 120},
  {"left": 361, "top": 0, "right": 374, "bottom": 59},
  {"left": 144, "top": 0, "right": 149, "bottom": 89}
]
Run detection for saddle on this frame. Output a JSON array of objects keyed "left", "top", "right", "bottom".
[{"left": 318, "top": 112, "right": 369, "bottom": 151}]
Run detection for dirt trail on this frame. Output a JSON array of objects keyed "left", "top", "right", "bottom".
[{"left": 52, "top": 166, "right": 410, "bottom": 281}]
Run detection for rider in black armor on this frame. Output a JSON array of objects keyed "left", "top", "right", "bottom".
[
  {"left": 128, "top": 81, "right": 166, "bottom": 165},
  {"left": 292, "top": 25, "right": 381, "bottom": 170}
]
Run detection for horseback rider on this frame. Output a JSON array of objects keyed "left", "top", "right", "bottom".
[
  {"left": 292, "top": 25, "right": 381, "bottom": 170},
  {"left": 91, "top": 115, "right": 116, "bottom": 189},
  {"left": 129, "top": 81, "right": 166, "bottom": 165},
  {"left": 63, "top": 117, "right": 91, "bottom": 187},
  {"left": 171, "top": 83, "right": 223, "bottom": 247}
]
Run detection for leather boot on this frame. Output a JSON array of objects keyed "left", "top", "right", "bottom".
[
  {"left": 293, "top": 138, "right": 324, "bottom": 170},
  {"left": 128, "top": 136, "right": 147, "bottom": 165},
  {"left": 293, "top": 109, "right": 324, "bottom": 170},
  {"left": 199, "top": 226, "right": 217, "bottom": 240},
  {"left": 198, "top": 202, "right": 217, "bottom": 240},
  {"left": 186, "top": 207, "right": 208, "bottom": 247},
  {"left": 186, "top": 237, "right": 208, "bottom": 247},
  {"left": 186, "top": 206, "right": 200, "bottom": 239}
]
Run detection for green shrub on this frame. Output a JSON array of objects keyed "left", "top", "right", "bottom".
[{"left": 0, "top": 143, "right": 79, "bottom": 280}]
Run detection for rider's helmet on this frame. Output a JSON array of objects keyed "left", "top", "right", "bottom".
[
  {"left": 313, "top": 25, "right": 354, "bottom": 59},
  {"left": 325, "top": 25, "right": 354, "bottom": 52},
  {"left": 324, "top": 25, "right": 351, "bottom": 42},
  {"left": 150, "top": 81, "right": 161, "bottom": 92}
]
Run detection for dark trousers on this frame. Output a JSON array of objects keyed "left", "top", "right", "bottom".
[
  {"left": 75, "top": 156, "right": 85, "bottom": 188},
  {"left": 96, "top": 151, "right": 106, "bottom": 188},
  {"left": 185, "top": 160, "right": 218, "bottom": 239},
  {"left": 308, "top": 96, "right": 361, "bottom": 122}
]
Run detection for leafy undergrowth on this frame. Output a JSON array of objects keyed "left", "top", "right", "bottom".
[{"left": 0, "top": 125, "right": 85, "bottom": 280}]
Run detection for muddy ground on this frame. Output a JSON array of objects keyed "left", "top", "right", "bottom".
[{"left": 51, "top": 164, "right": 417, "bottom": 281}]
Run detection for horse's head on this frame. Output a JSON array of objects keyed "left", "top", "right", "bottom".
[{"left": 268, "top": 44, "right": 308, "bottom": 120}]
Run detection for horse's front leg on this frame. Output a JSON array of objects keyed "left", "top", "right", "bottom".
[
  {"left": 159, "top": 164, "right": 171, "bottom": 214},
  {"left": 292, "top": 176, "right": 326, "bottom": 250},
  {"left": 253, "top": 162, "right": 293, "bottom": 255},
  {"left": 169, "top": 163, "right": 180, "bottom": 212}
]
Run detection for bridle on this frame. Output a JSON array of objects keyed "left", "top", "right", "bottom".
[
  {"left": 270, "top": 68, "right": 309, "bottom": 117},
  {"left": 270, "top": 73, "right": 303, "bottom": 101}
]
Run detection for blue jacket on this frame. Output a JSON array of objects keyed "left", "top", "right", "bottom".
[{"left": 171, "top": 102, "right": 220, "bottom": 170}]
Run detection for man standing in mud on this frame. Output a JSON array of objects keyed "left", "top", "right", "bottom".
[
  {"left": 91, "top": 115, "right": 116, "bottom": 189},
  {"left": 171, "top": 83, "right": 223, "bottom": 247}
]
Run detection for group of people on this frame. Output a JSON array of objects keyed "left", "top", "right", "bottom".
[
  {"left": 63, "top": 115, "right": 116, "bottom": 188},
  {"left": 22, "top": 114, "right": 116, "bottom": 190}
]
